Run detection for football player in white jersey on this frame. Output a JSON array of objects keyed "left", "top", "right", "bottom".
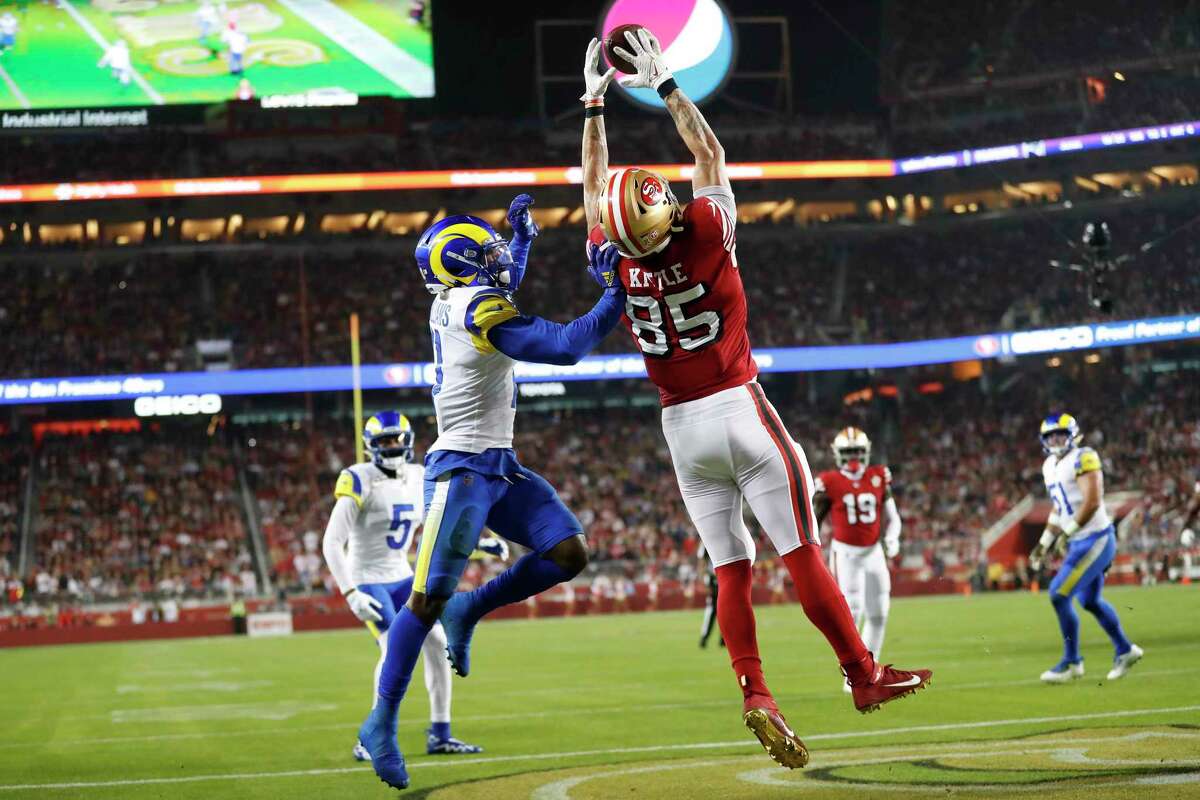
[
  {"left": 1030, "top": 413, "right": 1142, "bottom": 684},
  {"left": 323, "top": 412, "right": 502, "bottom": 760},
  {"left": 356, "top": 194, "right": 626, "bottom": 790}
]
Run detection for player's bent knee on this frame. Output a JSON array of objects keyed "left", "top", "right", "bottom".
[
  {"left": 408, "top": 590, "right": 450, "bottom": 626},
  {"left": 546, "top": 534, "right": 588, "bottom": 577}
]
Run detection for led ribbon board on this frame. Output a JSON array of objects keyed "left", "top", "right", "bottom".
[{"left": 2, "top": 313, "right": 1197, "bottom": 406}]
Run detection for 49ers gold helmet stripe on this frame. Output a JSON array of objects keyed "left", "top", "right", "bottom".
[
  {"left": 606, "top": 169, "right": 639, "bottom": 257},
  {"left": 600, "top": 166, "right": 681, "bottom": 259}
]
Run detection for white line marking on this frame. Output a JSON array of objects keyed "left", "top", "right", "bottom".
[
  {"left": 111, "top": 701, "right": 336, "bottom": 723},
  {"left": 273, "top": 0, "right": 433, "bottom": 96},
  {"left": 0, "top": 704, "right": 1196, "bottom": 791},
  {"left": 0, "top": 62, "right": 30, "bottom": 108},
  {"left": 116, "top": 680, "right": 274, "bottom": 695},
  {"left": 738, "top": 732, "right": 1200, "bottom": 793},
  {"left": 56, "top": 0, "right": 165, "bottom": 105}
]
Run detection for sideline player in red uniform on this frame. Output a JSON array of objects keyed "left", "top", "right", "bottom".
[
  {"left": 812, "top": 428, "right": 902, "bottom": 693},
  {"left": 579, "top": 30, "right": 931, "bottom": 769}
]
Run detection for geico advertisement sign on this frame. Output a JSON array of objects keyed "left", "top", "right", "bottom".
[
  {"left": 134, "top": 394, "right": 222, "bottom": 417},
  {"left": 1008, "top": 326, "right": 1093, "bottom": 355}
]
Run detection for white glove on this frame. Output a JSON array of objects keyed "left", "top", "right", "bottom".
[
  {"left": 613, "top": 28, "right": 674, "bottom": 91},
  {"left": 581, "top": 37, "right": 616, "bottom": 101},
  {"left": 476, "top": 536, "right": 510, "bottom": 560},
  {"left": 1183, "top": 528, "right": 1196, "bottom": 547},
  {"left": 345, "top": 588, "right": 382, "bottom": 623},
  {"left": 884, "top": 537, "right": 900, "bottom": 559}
]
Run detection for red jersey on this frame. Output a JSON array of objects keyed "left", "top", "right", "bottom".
[
  {"left": 816, "top": 465, "right": 892, "bottom": 547},
  {"left": 588, "top": 191, "right": 756, "bottom": 406}
]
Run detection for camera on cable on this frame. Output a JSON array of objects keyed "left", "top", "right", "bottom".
[{"left": 1049, "top": 221, "right": 1131, "bottom": 314}]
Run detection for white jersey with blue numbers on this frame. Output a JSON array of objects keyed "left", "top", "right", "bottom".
[
  {"left": 427, "top": 286, "right": 520, "bottom": 454},
  {"left": 334, "top": 462, "right": 425, "bottom": 585},
  {"left": 1042, "top": 446, "right": 1111, "bottom": 541}
]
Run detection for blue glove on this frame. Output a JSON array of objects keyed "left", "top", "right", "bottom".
[
  {"left": 507, "top": 193, "right": 539, "bottom": 240},
  {"left": 587, "top": 241, "right": 622, "bottom": 290}
]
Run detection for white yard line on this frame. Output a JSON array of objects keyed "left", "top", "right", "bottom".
[
  {"left": 56, "top": 1, "right": 165, "bottom": 105},
  {"left": 273, "top": 0, "right": 434, "bottom": 96},
  {"left": 0, "top": 703, "right": 1197, "bottom": 791},
  {"left": 3, "top": 668, "right": 1195, "bottom": 750},
  {"left": 0, "top": 62, "right": 30, "bottom": 109}
]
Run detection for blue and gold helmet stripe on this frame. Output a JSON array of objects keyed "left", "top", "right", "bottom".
[{"left": 417, "top": 215, "right": 502, "bottom": 291}]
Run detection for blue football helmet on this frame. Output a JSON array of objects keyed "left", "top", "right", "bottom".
[
  {"left": 1039, "top": 413, "right": 1082, "bottom": 457},
  {"left": 363, "top": 412, "right": 414, "bottom": 470},
  {"left": 415, "top": 215, "right": 514, "bottom": 294}
]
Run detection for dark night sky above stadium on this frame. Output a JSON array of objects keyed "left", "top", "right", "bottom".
[{"left": 430, "top": 0, "right": 882, "bottom": 117}]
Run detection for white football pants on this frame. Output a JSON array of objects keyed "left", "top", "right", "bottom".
[{"left": 829, "top": 539, "right": 891, "bottom": 657}]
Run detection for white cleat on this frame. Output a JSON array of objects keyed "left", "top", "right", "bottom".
[
  {"left": 841, "top": 678, "right": 853, "bottom": 694},
  {"left": 352, "top": 740, "right": 372, "bottom": 762},
  {"left": 1106, "top": 644, "right": 1144, "bottom": 680},
  {"left": 1040, "top": 661, "right": 1085, "bottom": 683}
]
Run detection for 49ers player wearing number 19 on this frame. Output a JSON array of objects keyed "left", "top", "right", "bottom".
[
  {"left": 812, "top": 428, "right": 902, "bottom": 693},
  {"left": 580, "top": 28, "right": 931, "bottom": 770}
]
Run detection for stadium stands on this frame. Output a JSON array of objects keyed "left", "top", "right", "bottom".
[
  {"left": 0, "top": 435, "right": 27, "bottom": 580},
  {"left": 3, "top": 201, "right": 1197, "bottom": 379},
  {"left": 27, "top": 427, "right": 255, "bottom": 602},
  {"left": 2, "top": 354, "right": 1195, "bottom": 608}
]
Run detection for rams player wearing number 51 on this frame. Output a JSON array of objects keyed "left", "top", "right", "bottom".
[
  {"left": 322, "top": 413, "right": 503, "bottom": 760},
  {"left": 1030, "top": 413, "right": 1143, "bottom": 684},
  {"left": 355, "top": 194, "right": 626, "bottom": 790}
]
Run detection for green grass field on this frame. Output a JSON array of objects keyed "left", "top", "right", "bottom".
[
  {"left": 1, "top": 585, "right": 1198, "bottom": 799},
  {"left": 0, "top": 0, "right": 433, "bottom": 110}
]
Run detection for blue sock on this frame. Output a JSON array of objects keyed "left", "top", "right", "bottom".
[
  {"left": 430, "top": 721, "right": 451, "bottom": 740},
  {"left": 1050, "top": 592, "right": 1081, "bottom": 663},
  {"left": 454, "top": 552, "right": 571, "bottom": 624},
  {"left": 377, "top": 607, "right": 432, "bottom": 707},
  {"left": 1083, "top": 597, "right": 1132, "bottom": 655}
]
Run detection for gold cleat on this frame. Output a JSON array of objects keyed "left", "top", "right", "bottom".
[{"left": 743, "top": 707, "right": 810, "bottom": 769}]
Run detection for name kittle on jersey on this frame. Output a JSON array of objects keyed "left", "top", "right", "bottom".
[{"left": 626, "top": 262, "right": 689, "bottom": 290}]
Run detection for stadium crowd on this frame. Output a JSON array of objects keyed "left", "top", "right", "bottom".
[
  {"left": 6, "top": 352, "right": 1194, "bottom": 610},
  {"left": 3, "top": 201, "right": 1198, "bottom": 379},
  {"left": 25, "top": 426, "right": 257, "bottom": 603},
  {"left": 884, "top": 1, "right": 1198, "bottom": 92}
]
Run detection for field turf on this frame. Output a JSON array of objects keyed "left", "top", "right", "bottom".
[{"left": 0, "top": 584, "right": 1198, "bottom": 799}]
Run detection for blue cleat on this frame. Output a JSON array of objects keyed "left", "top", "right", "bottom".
[
  {"left": 357, "top": 707, "right": 409, "bottom": 790},
  {"left": 426, "top": 729, "right": 483, "bottom": 755},
  {"left": 440, "top": 594, "right": 477, "bottom": 677}
]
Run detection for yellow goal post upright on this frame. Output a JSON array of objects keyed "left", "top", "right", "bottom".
[{"left": 350, "top": 313, "right": 365, "bottom": 464}]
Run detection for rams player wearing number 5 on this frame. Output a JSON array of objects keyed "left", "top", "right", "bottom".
[
  {"left": 355, "top": 195, "right": 626, "bottom": 790},
  {"left": 1031, "top": 414, "right": 1143, "bottom": 684},
  {"left": 322, "top": 413, "right": 497, "bottom": 760}
]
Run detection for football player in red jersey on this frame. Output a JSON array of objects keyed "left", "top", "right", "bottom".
[
  {"left": 580, "top": 30, "right": 931, "bottom": 769},
  {"left": 812, "top": 428, "right": 902, "bottom": 693}
]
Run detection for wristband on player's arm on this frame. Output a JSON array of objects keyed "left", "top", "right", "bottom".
[
  {"left": 1059, "top": 517, "right": 1080, "bottom": 537},
  {"left": 343, "top": 586, "right": 358, "bottom": 597},
  {"left": 583, "top": 97, "right": 604, "bottom": 117},
  {"left": 656, "top": 78, "right": 678, "bottom": 98},
  {"left": 1038, "top": 529, "right": 1057, "bottom": 549}
]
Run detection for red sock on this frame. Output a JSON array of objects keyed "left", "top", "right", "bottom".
[
  {"left": 714, "top": 560, "right": 774, "bottom": 705},
  {"left": 781, "top": 544, "right": 875, "bottom": 684}
]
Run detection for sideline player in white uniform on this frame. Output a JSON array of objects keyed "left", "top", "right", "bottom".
[
  {"left": 322, "top": 412, "right": 494, "bottom": 758},
  {"left": 812, "top": 428, "right": 901, "bottom": 692},
  {"left": 1029, "top": 413, "right": 1142, "bottom": 683},
  {"left": 355, "top": 195, "right": 626, "bottom": 790}
]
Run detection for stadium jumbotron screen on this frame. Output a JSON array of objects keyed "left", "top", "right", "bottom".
[{"left": 0, "top": 0, "right": 434, "bottom": 113}]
